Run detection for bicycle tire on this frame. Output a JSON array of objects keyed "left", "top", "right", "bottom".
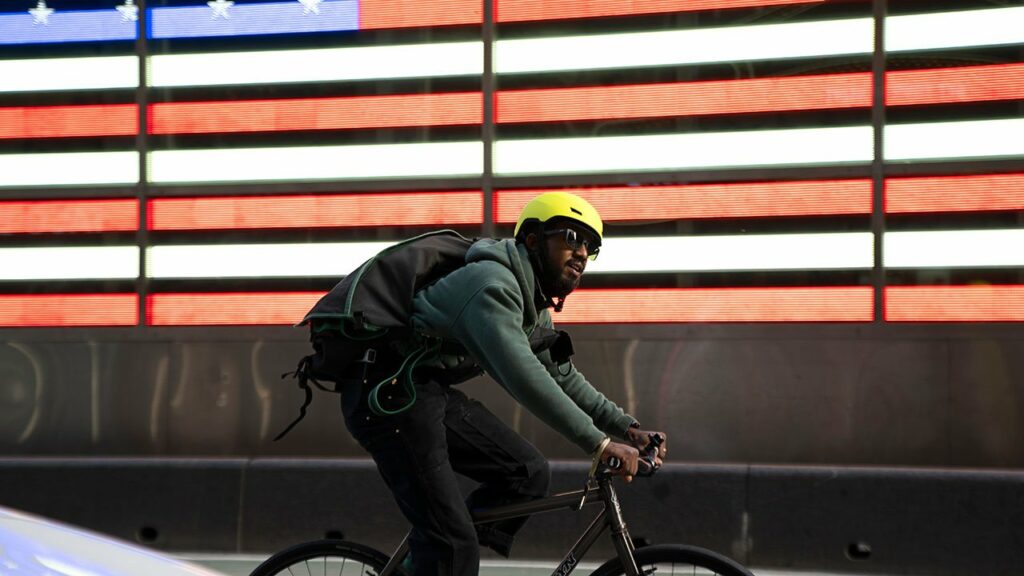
[
  {"left": 590, "top": 543, "right": 754, "bottom": 576},
  {"left": 249, "top": 539, "right": 397, "bottom": 576}
]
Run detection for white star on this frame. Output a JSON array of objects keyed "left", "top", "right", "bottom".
[
  {"left": 208, "top": 0, "right": 235, "bottom": 20},
  {"left": 116, "top": 0, "right": 139, "bottom": 23},
  {"left": 29, "top": 0, "right": 55, "bottom": 25},
  {"left": 298, "top": 0, "right": 323, "bottom": 16}
]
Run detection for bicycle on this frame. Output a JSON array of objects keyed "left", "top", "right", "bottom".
[{"left": 250, "top": 435, "right": 754, "bottom": 576}]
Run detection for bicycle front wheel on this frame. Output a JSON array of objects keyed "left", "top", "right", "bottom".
[
  {"left": 591, "top": 544, "right": 754, "bottom": 576},
  {"left": 250, "top": 539, "right": 393, "bottom": 576}
]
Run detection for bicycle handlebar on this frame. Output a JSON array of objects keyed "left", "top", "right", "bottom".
[{"left": 602, "top": 433, "right": 663, "bottom": 478}]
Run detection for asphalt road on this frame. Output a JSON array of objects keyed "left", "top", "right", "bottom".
[{"left": 181, "top": 553, "right": 869, "bottom": 576}]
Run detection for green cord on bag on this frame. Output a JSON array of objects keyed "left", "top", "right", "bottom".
[{"left": 367, "top": 341, "right": 439, "bottom": 416}]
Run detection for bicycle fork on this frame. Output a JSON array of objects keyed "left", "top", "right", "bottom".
[{"left": 599, "top": 477, "right": 642, "bottom": 576}]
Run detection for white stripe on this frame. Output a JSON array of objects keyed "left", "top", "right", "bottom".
[
  {"left": 0, "top": 152, "right": 139, "bottom": 187},
  {"left": 495, "top": 18, "right": 872, "bottom": 74},
  {"left": 148, "top": 42, "right": 482, "bottom": 87},
  {"left": 147, "top": 242, "right": 392, "bottom": 279},
  {"left": 0, "top": 56, "right": 137, "bottom": 93},
  {"left": 886, "top": 118, "right": 1024, "bottom": 162},
  {"left": 0, "top": 246, "right": 138, "bottom": 280},
  {"left": 888, "top": 7, "right": 1024, "bottom": 52},
  {"left": 495, "top": 126, "right": 872, "bottom": 175},
  {"left": 147, "top": 234, "right": 872, "bottom": 278},
  {"left": 589, "top": 234, "right": 874, "bottom": 273},
  {"left": 885, "top": 229, "right": 1024, "bottom": 268},
  {"left": 148, "top": 142, "right": 482, "bottom": 184}
]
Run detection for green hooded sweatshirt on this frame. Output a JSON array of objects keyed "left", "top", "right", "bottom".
[{"left": 410, "top": 238, "right": 636, "bottom": 455}]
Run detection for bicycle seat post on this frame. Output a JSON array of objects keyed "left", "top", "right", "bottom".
[{"left": 597, "top": 476, "right": 641, "bottom": 576}]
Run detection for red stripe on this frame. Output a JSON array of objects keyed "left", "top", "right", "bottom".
[
  {"left": 359, "top": 0, "right": 482, "bottom": 28},
  {"left": 0, "top": 199, "right": 139, "bottom": 233},
  {"left": 887, "top": 63, "right": 1024, "bottom": 107},
  {"left": 497, "top": 73, "right": 869, "bottom": 123},
  {"left": 886, "top": 174, "right": 1024, "bottom": 214},
  {"left": 497, "top": 64, "right": 1024, "bottom": 124},
  {"left": 886, "top": 286, "right": 1024, "bottom": 322},
  {"left": 147, "top": 292, "right": 322, "bottom": 326},
  {"left": 149, "top": 93, "right": 481, "bottom": 135},
  {"left": 0, "top": 104, "right": 137, "bottom": 139},
  {"left": 0, "top": 294, "right": 138, "bottom": 327},
  {"left": 148, "top": 191, "right": 483, "bottom": 231},
  {"left": 496, "top": 180, "right": 872, "bottom": 223},
  {"left": 358, "top": 0, "right": 823, "bottom": 27},
  {"left": 147, "top": 288, "right": 871, "bottom": 325},
  {"left": 557, "top": 287, "right": 874, "bottom": 323},
  {"left": 495, "top": 0, "right": 825, "bottom": 23}
]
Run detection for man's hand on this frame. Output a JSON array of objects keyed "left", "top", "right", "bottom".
[
  {"left": 625, "top": 426, "right": 668, "bottom": 467},
  {"left": 602, "top": 441, "right": 640, "bottom": 482}
]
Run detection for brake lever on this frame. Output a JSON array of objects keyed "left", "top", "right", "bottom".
[{"left": 636, "top": 456, "right": 659, "bottom": 476}]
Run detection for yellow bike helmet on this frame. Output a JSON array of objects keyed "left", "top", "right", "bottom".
[{"left": 513, "top": 191, "right": 603, "bottom": 241}]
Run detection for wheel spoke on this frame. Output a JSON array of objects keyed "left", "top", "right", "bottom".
[
  {"left": 638, "top": 558, "right": 735, "bottom": 576},
  {"left": 250, "top": 541, "right": 391, "bottom": 576}
]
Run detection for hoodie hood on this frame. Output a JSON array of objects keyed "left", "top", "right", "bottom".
[{"left": 466, "top": 238, "right": 542, "bottom": 328}]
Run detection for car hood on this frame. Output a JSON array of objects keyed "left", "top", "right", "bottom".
[{"left": 0, "top": 506, "right": 228, "bottom": 576}]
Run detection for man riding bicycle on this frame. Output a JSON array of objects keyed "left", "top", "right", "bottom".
[{"left": 340, "top": 192, "right": 669, "bottom": 576}]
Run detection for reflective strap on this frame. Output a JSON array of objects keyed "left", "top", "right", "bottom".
[{"left": 589, "top": 437, "right": 611, "bottom": 477}]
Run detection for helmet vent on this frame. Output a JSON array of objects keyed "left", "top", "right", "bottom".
[{"left": 570, "top": 207, "right": 583, "bottom": 215}]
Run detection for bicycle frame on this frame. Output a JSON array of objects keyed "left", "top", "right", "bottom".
[{"left": 378, "top": 474, "right": 643, "bottom": 576}]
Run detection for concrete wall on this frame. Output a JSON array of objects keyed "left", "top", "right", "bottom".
[{"left": 1, "top": 324, "right": 1021, "bottom": 467}]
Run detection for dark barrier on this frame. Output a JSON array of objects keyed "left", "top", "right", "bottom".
[
  {"left": 0, "top": 458, "right": 243, "bottom": 550},
  {"left": 239, "top": 458, "right": 400, "bottom": 552},
  {"left": 1, "top": 458, "right": 1022, "bottom": 575},
  {"left": 746, "top": 466, "right": 1024, "bottom": 575}
]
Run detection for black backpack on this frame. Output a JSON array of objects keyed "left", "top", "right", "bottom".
[{"left": 275, "top": 230, "right": 474, "bottom": 440}]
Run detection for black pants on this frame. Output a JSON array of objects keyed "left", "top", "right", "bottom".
[{"left": 342, "top": 379, "right": 550, "bottom": 576}]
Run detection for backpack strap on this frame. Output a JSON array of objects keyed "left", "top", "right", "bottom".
[{"left": 274, "top": 354, "right": 335, "bottom": 441}]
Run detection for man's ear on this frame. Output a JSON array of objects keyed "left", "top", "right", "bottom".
[{"left": 524, "top": 232, "right": 540, "bottom": 251}]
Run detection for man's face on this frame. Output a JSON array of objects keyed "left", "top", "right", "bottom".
[{"left": 539, "top": 223, "right": 598, "bottom": 298}]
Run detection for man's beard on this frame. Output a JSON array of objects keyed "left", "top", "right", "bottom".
[
  {"left": 541, "top": 254, "right": 582, "bottom": 299},
  {"left": 543, "top": 266, "right": 578, "bottom": 298}
]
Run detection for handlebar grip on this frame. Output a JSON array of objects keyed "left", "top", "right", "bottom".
[{"left": 604, "top": 455, "right": 658, "bottom": 477}]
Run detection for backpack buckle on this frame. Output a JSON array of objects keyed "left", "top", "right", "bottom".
[
  {"left": 360, "top": 348, "right": 377, "bottom": 364},
  {"left": 359, "top": 347, "right": 377, "bottom": 383}
]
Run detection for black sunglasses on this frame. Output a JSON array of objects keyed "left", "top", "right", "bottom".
[{"left": 545, "top": 228, "right": 601, "bottom": 260}]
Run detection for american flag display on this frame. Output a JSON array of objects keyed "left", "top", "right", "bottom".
[{"left": 0, "top": 0, "right": 1022, "bottom": 327}]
